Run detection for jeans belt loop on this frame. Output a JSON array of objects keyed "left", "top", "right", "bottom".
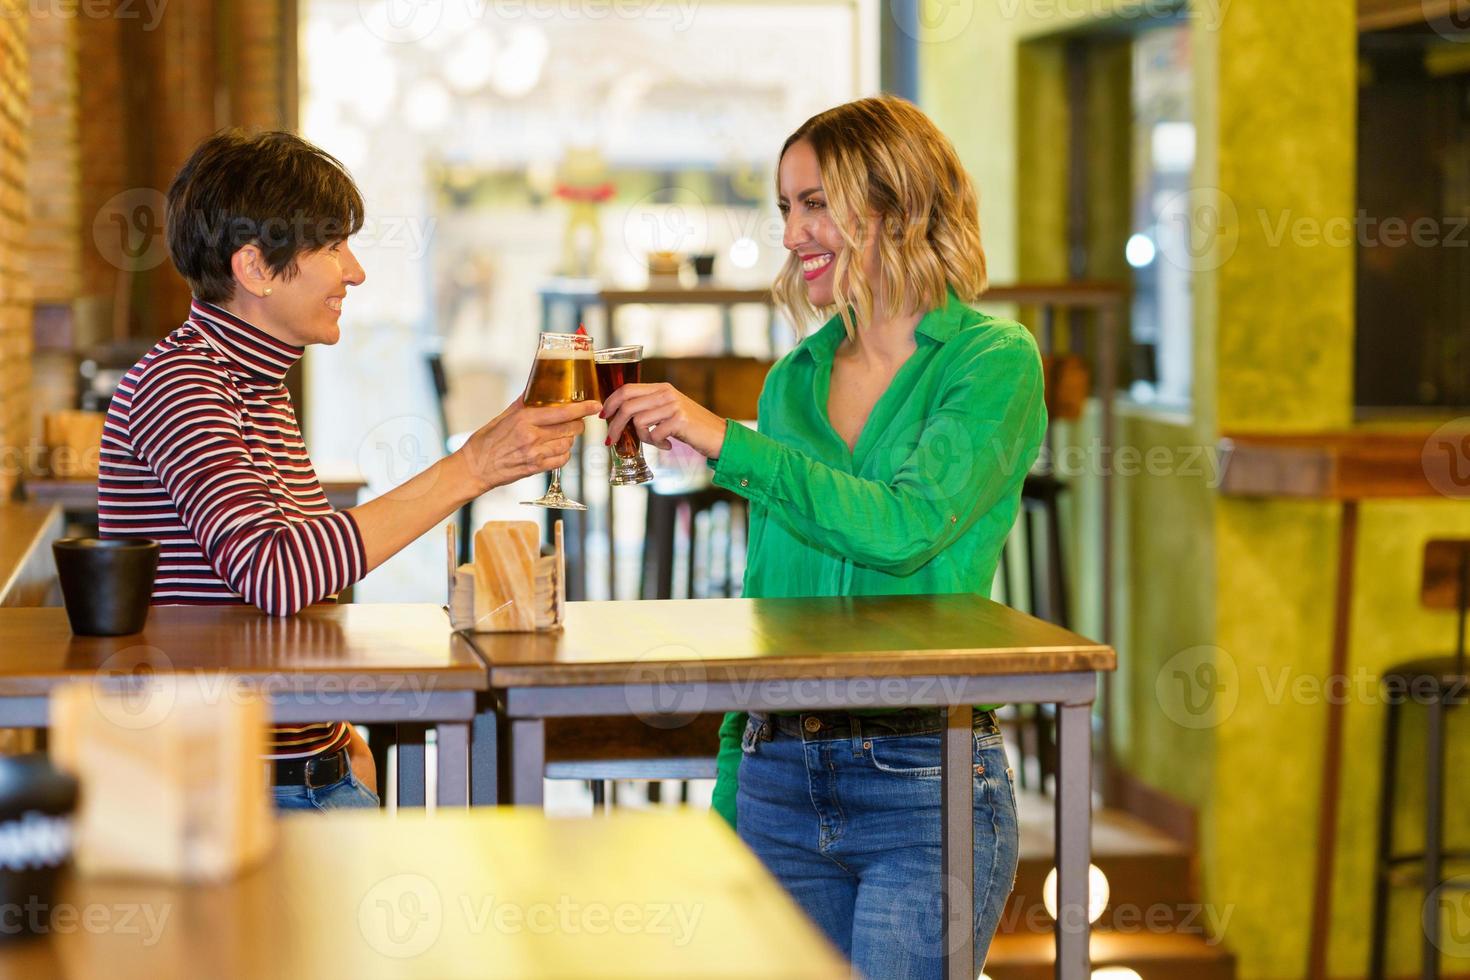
[{"left": 849, "top": 715, "right": 865, "bottom": 757}]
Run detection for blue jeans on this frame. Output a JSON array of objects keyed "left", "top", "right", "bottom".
[
  {"left": 272, "top": 770, "right": 379, "bottom": 811},
  {"left": 737, "top": 711, "right": 1019, "bottom": 980}
]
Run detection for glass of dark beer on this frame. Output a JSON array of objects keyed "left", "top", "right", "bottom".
[
  {"left": 521, "top": 331, "right": 597, "bottom": 511},
  {"left": 594, "top": 345, "right": 654, "bottom": 486}
]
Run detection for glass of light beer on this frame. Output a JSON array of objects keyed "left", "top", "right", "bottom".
[
  {"left": 594, "top": 345, "right": 654, "bottom": 486},
  {"left": 521, "top": 331, "right": 597, "bottom": 511}
]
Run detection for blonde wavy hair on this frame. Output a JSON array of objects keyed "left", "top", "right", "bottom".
[{"left": 772, "top": 96, "right": 987, "bottom": 338}]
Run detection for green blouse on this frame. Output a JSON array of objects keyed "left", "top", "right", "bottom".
[{"left": 707, "top": 289, "right": 1048, "bottom": 827}]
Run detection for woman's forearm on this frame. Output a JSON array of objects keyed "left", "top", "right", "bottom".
[{"left": 348, "top": 452, "right": 480, "bottom": 574}]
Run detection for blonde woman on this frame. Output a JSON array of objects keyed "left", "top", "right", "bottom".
[{"left": 601, "top": 96, "right": 1045, "bottom": 977}]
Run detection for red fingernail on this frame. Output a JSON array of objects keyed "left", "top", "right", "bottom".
[{"left": 604, "top": 437, "right": 611, "bottom": 446}]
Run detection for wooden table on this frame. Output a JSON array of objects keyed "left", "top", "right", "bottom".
[
  {"left": 1217, "top": 429, "right": 1459, "bottom": 979},
  {"left": 0, "top": 809, "right": 847, "bottom": 979},
  {"left": 463, "top": 594, "right": 1116, "bottom": 980},
  {"left": 24, "top": 474, "right": 368, "bottom": 517},
  {"left": 0, "top": 603, "right": 482, "bottom": 805},
  {"left": 0, "top": 503, "right": 62, "bottom": 607}
]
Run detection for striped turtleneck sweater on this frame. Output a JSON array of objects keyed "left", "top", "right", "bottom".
[{"left": 98, "top": 300, "right": 366, "bottom": 760}]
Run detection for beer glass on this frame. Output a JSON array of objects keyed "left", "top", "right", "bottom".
[
  {"left": 594, "top": 345, "right": 654, "bottom": 486},
  {"left": 521, "top": 332, "right": 597, "bottom": 511}
]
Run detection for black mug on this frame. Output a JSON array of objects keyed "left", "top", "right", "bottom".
[{"left": 52, "top": 537, "right": 160, "bottom": 637}]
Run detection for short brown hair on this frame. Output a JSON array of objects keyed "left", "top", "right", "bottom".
[
  {"left": 773, "top": 96, "right": 987, "bottom": 337},
  {"left": 166, "top": 130, "right": 365, "bottom": 303}
]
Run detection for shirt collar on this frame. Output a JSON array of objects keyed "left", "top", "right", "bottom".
[
  {"left": 796, "top": 287, "right": 971, "bottom": 365},
  {"left": 188, "top": 300, "right": 304, "bottom": 382}
]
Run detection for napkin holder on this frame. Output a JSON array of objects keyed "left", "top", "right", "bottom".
[
  {"left": 448, "top": 520, "right": 564, "bottom": 632},
  {"left": 48, "top": 676, "right": 275, "bottom": 882}
]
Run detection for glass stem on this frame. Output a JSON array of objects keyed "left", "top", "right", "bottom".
[{"left": 548, "top": 468, "right": 564, "bottom": 495}]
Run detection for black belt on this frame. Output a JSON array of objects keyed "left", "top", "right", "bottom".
[
  {"left": 750, "top": 708, "right": 1001, "bottom": 742},
  {"left": 272, "top": 749, "right": 349, "bottom": 788}
]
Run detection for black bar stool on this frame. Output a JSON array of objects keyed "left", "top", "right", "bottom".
[
  {"left": 1369, "top": 539, "right": 1470, "bottom": 979},
  {"left": 997, "top": 471, "right": 1071, "bottom": 795}
]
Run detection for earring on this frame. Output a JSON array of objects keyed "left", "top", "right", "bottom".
[{"left": 263, "top": 288, "right": 273, "bottom": 297}]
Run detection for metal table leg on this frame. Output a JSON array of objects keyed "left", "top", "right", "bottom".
[
  {"left": 436, "top": 721, "right": 469, "bottom": 806},
  {"left": 470, "top": 699, "right": 499, "bottom": 806},
  {"left": 509, "top": 717, "right": 546, "bottom": 806},
  {"left": 1055, "top": 701, "right": 1092, "bottom": 978},
  {"left": 942, "top": 703, "right": 974, "bottom": 980},
  {"left": 397, "top": 723, "right": 427, "bottom": 808}
]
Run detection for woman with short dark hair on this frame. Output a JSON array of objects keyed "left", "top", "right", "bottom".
[{"left": 99, "top": 130, "right": 599, "bottom": 811}]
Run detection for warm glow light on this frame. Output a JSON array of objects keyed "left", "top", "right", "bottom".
[
  {"left": 728, "top": 237, "right": 759, "bottom": 269},
  {"left": 491, "top": 26, "right": 548, "bottom": 98},
  {"left": 1042, "top": 863, "right": 1109, "bottom": 924},
  {"left": 403, "top": 79, "right": 452, "bottom": 132},
  {"left": 1125, "top": 233, "right": 1157, "bottom": 269}
]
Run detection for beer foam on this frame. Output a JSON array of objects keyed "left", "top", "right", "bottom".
[
  {"left": 595, "top": 353, "right": 638, "bottom": 363},
  {"left": 535, "top": 349, "right": 594, "bottom": 360}
]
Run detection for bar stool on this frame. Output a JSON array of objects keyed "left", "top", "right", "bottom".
[
  {"left": 1369, "top": 539, "right": 1470, "bottom": 979},
  {"left": 995, "top": 472, "right": 1071, "bottom": 795},
  {"left": 641, "top": 479, "right": 748, "bottom": 600}
]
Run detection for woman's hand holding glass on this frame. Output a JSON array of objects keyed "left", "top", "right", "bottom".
[
  {"left": 458, "top": 396, "right": 601, "bottom": 496},
  {"left": 600, "top": 383, "right": 727, "bottom": 460}
]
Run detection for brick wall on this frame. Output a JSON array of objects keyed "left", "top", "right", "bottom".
[
  {"left": 28, "top": 11, "right": 78, "bottom": 305},
  {"left": 0, "top": 14, "right": 32, "bottom": 500}
]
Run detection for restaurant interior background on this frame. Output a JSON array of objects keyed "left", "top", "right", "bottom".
[{"left": 6, "top": 0, "right": 1470, "bottom": 975}]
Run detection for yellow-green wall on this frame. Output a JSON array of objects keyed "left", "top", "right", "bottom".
[{"left": 924, "top": 0, "right": 1470, "bottom": 976}]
